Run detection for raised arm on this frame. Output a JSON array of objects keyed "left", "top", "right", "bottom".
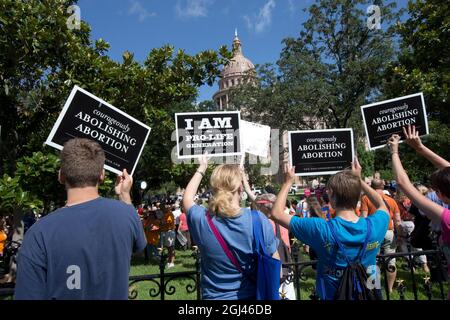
[
  {"left": 183, "top": 155, "right": 208, "bottom": 213},
  {"left": 241, "top": 168, "right": 257, "bottom": 203},
  {"left": 388, "top": 134, "right": 443, "bottom": 223},
  {"left": 270, "top": 164, "right": 294, "bottom": 230},
  {"left": 115, "top": 169, "right": 133, "bottom": 205},
  {"left": 351, "top": 158, "right": 388, "bottom": 214},
  {"left": 403, "top": 125, "right": 450, "bottom": 169}
]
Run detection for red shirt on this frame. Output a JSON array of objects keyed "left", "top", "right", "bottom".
[{"left": 179, "top": 212, "right": 188, "bottom": 232}]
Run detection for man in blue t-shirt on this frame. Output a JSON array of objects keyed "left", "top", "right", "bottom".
[
  {"left": 270, "top": 160, "right": 390, "bottom": 300},
  {"left": 14, "top": 138, "right": 146, "bottom": 300}
]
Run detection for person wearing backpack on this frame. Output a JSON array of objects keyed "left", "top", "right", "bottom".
[
  {"left": 182, "top": 155, "right": 281, "bottom": 300},
  {"left": 360, "top": 179, "right": 402, "bottom": 294},
  {"left": 269, "top": 159, "right": 390, "bottom": 300}
]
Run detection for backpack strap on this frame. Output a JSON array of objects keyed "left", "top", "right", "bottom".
[
  {"left": 326, "top": 219, "right": 352, "bottom": 265},
  {"left": 357, "top": 219, "right": 372, "bottom": 261},
  {"left": 327, "top": 218, "right": 372, "bottom": 264},
  {"left": 251, "top": 210, "right": 266, "bottom": 254},
  {"left": 206, "top": 211, "right": 244, "bottom": 273}
]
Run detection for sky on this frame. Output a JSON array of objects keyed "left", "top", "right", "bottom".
[{"left": 77, "top": 0, "right": 410, "bottom": 102}]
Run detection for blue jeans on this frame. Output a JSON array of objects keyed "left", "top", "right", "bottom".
[{"left": 146, "top": 244, "right": 159, "bottom": 258}]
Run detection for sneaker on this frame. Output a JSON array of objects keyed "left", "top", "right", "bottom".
[{"left": 166, "top": 262, "right": 175, "bottom": 269}]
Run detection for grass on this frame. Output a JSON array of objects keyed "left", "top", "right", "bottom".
[
  {"left": 292, "top": 250, "right": 448, "bottom": 300},
  {"left": 128, "top": 248, "right": 448, "bottom": 300},
  {"left": 128, "top": 249, "right": 199, "bottom": 300},
  {"left": 2, "top": 248, "right": 447, "bottom": 300}
]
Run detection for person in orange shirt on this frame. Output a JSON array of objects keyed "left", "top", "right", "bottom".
[
  {"left": 0, "top": 218, "right": 7, "bottom": 258},
  {"left": 360, "top": 179, "right": 402, "bottom": 294},
  {"left": 159, "top": 205, "right": 176, "bottom": 268},
  {"left": 142, "top": 209, "right": 161, "bottom": 262}
]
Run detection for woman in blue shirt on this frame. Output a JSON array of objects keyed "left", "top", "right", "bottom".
[{"left": 182, "top": 156, "right": 279, "bottom": 300}]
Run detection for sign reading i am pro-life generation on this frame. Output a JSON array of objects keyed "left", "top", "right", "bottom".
[
  {"left": 288, "top": 129, "right": 354, "bottom": 176},
  {"left": 175, "top": 111, "right": 242, "bottom": 159},
  {"left": 45, "top": 86, "right": 151, "bottom": 175},
  {"left": 361, "top": 92, "right": 428, "bottom": 150}
]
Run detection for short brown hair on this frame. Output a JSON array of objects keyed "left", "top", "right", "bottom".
[
  {"left": 370, "top": 179, "right": 384, "bottom": 190},
  {"left": 60, "top": 138, "right": 105, "bottom": 188},
  {"left": 430, "top": 167, "right": 450, "bottom": 198},
  {"left": 327, "top": 170, "right": 361, "bottom": 209}
]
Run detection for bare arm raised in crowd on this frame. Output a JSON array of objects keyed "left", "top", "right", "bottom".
[
  {"left": 115, "top": 169, "right": 133, "bottom": 205},
  {"left": 183, "top": 155, "right": 209, "bottom": 213},
  {"left": 388, "top": 134, "right": 444, "bottom": 223},
  {"left": 270, "top": 164, "right": 295, "bottom": 229},
  {"left": 403, "top": 124, "right": 450, "bottom": 169},
  {"left": 352, "top": 158, "right": 389, "bottom": 214},
  {"left": 241, "top": 169, "right": 257, "bottom": 203}
]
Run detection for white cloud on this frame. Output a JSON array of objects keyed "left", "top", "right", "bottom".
[
  {"left": 128, "top": 0, "right": 156, "bottom": 22},
  {"left": 244, "top": 0, "right": 276, "bottom": 33},
  {"left": 175, "top": 0, "right": 213, "bottom": 18}
]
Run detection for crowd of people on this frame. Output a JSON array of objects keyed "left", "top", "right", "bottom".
[
  {"left": 138, "top": 201, "right": 192, "bottom": 268},
  {"left": 3, "top": 125, "right": 449, "bottom": 300}
]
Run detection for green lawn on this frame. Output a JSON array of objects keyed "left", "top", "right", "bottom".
[
  {"left": 2, "top": 248, "right": 447, "bottom": 300},
  {"left": 128, "top": 249, "right": 199, "bottom": 300},
  {"left": 128, "top": 248, "right": 448, "bottom": 300}
]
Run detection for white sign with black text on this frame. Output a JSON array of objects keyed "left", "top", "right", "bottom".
[
  {"left": 175, "top": 111, "right": 242, "bottom": 159},
  {"left": 45, "top": 86, "right": 151, "bottom": 175}
]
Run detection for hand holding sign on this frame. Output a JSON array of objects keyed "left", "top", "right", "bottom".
[
  {"left": 197, "top": 153, "right": 210, "bottom": 173},
  {"left": 115, "top": 169, "right": 133, "bottom": 204},
  {"left": 387, "top": 134, "right": 401, "bottom": 154},
  {"left": 283, "top": 163, "right": 296, "bottom": 184},
  {"left": 403, "top": 125, "right": 424, "bottom": 151},
  {"left": 351, "top": 157, "right": 362, "bottom": 179}
]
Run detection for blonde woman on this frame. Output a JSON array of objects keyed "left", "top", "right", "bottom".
[{"left": 183, "top": 156, "right": 280, "bottom": 300}]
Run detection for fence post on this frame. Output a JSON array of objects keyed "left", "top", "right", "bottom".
[
  {"left": 159, "top": 248, "right": 166, "bottom": 300},
  {"left": 193, "top": 246, "right": 201, "bottom": 300},
  {"left": 291, "top": 240, "right": 301, "bottom": 300},
  {"left": 406, "top": 244, "right": 418, "bottom": 300}
]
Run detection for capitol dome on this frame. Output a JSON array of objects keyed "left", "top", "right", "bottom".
[{"left": 213, "top": 30, "right": 256, "bottom": 110}]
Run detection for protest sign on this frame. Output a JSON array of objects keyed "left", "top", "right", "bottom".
[
  {"left": 45, "top": 86, "right": 151, "bottom": 175},
  {"left": 175, "top": 111, "right": 241, "bottom": 159},
  {"left": 361, "top": 92, "right": 428, "bottom": 150},
  {"left": 288, "top": 129, "right": 354, "bottom": 176},
  {"left": 241, "top": 120, "right": 271, "bottom": 158}
]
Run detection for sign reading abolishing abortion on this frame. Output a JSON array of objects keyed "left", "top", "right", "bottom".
[
  {"left": 361, "top": 92, "right": 428, "bottom": 150},
  {"left": 241, "top": 120, "right": 271, "bottom": 158},
  {"left": 288, "top": 129, "right": 354, "bottom": 176},
  {"left": 45, "top": 86, "right": 151, "bottom": 175},
  {"left": 175, "top": 111, "right": 241, "bottom": 159}
]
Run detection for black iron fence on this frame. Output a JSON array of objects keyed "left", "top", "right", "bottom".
[{"left": 1, "top": 243, "right": 448, "bottom": 300}]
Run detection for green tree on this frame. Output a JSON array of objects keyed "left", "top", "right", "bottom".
[
  {"left": 383, "top": 0, "right": 450, "bottom": 123},
  {"left": 231, "top": 0, "right": 402, "bottom": 140},
  {"left": 377, "top": 0, "right": 450, "bottom": 180},
  {"left": 0, "top": 0, "right": 231, "bottom": 207}
]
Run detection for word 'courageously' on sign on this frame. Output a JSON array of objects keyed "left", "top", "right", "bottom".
[
  {"left": 288, "top": 129, "right": 354, "bottom": 176},
  {"left": 361, "top": 92, "right": 428, "bottom": 150},
  {"left": 175, "top": 111, "right": 241, "bottom": 159},
  {"left": 45, "top": 86, "right": 151, "bottom": 175}
]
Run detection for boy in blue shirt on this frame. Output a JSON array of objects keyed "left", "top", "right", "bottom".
[
  {"left": 14, "top": 138, "right": 146, "bottom": 300},
  {"left": 270, "top": 159, "right": 389, "bottom": 300}
]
